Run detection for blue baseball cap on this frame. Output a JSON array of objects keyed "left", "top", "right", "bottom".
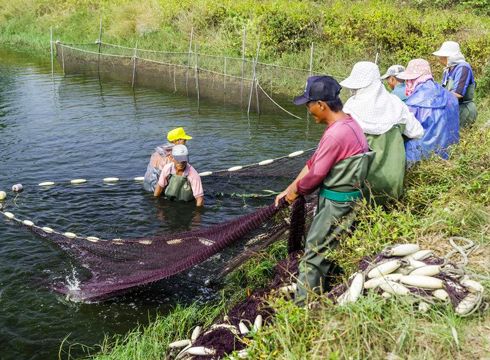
[{"left": 293, "top": 76, "right": 342, "bottom": 105}]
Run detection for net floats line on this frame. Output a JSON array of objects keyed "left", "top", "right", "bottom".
[
  {"left": 0, "top": 209, "right": 155, "bottom": 246},
  {"left": 9, "top": 148, "right": 313, "bottom": 188}
]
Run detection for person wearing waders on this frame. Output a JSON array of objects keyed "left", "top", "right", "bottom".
[
  {"left": 144, "top": 127, "right": 193, "bottom": 192},
  {"left": 433, "top": 41, "right": 477, "bottom": 127},
  {"left": 275, "top": 76, "right": 374, "bottom": 306},
  {"left": 340, "top": 62, "right": 423, "bottom": 204},
  {"left": 154, "top": 144, "right": 204, "bottom": 207}
]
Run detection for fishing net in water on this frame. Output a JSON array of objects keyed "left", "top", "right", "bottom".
[
  {"left": 26, "top": 198, "right": 305, "bottom": 302},
  {"left": 2, "top": 150, "right": 314, "bottom": 302}
]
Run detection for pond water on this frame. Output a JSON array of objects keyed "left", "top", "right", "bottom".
[{"left": 0, "top": 48, "right": 322, "bottom": 359}]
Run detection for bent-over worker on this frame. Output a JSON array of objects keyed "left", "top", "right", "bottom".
[
  {"left": 154, "top": 144, "right": 204, "bottom": 207},
  {"left": 144, "top": 127, "right": 193, "bottom": 192}
]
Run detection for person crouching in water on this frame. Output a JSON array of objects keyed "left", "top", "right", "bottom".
[
  {"left": 154, "top": 144, "right": 204, "bottom": 207},
  {"left": 143, "top": 127, "right": 192, "bottom": 192}
]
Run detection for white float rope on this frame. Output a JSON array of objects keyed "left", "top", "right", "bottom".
[
  {"left": 9, "top": 148, "right": 314, "bottom": 188},
  {"left": 0, "top": 208, "right": 155, "bottom": 246}
]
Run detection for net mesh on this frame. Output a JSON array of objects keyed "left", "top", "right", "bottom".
[{"left": 13, "top": 151, "right": 314, "bottom": 302}]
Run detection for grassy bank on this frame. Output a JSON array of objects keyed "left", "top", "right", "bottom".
[
  {"left": 1, "top": 1, "right": 490, "bottom": 84},
  {"left": 1, "top": 1, "right": 489, "bottom": 359}
]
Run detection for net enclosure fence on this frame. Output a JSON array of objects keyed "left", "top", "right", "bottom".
[{"left": 54, "top": 40, "right": 349, "bottom": 117}]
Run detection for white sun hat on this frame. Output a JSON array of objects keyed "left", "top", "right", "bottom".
[
  {"left": 340, "top": 61, "right": 381, "bottom": 89},
  {"left": 433, "top": 41, "right": 461, "bottom": 57}
]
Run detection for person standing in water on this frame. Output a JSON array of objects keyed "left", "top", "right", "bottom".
[
  {"left": 144, "top": 127, "right": 193, "bottom": 192},
  {"left": 154, "top": 145, "right": 204, "bottom": 207}
]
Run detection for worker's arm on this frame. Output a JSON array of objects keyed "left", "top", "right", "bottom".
[
  {"left": 275, "top": 165, "right": 308, "bottom": 206},
  {"left": 451, "top": 91, "right": 463, "bottom": 99},
  {"left": 154, "top": 183, "right": 164, "bottom": 197},
  {"left": 195, "top": 196, "right": 204, "bottom": 207}
]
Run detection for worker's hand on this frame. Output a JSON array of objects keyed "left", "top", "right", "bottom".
[
  {"left": 285, "top": 189, "right": 299, "bottom": 204},
  {"left": 275, "top": 188, "right": 289, "bottom": 207}
]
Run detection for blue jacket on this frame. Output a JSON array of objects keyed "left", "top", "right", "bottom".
[{"left": 405, "top": 79, "right": 459, "bottom": 163}]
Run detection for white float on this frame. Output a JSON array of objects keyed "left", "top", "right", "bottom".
[
  {"left": 103, "top": 177, "right": 119, "bottom": 183},
  {"left": 288, "top": 150, "right": 304, "bottom": 157},
  {"left": 86, "top": 236, "right": 100, "bottom": 242},
  {"left": 64, "top": 232, "right": 77, "bottom": 239},
  {"left": 198, "top": 171, "right": 213, "bottom": 177},
  {"left": 22, "top": 220, "right": 34, "bottom": 227},
  {"left": 42, "top": 227, "right": 54, "bottom": 233},
  {"left": 133, "top": 176, "right": 145, "bottom": 181},
  {"left": 4, "top": 212, "right": 15, "bottom": 219},
  {"left": 38, "top": 181, "right": 55, "bottom": 186},
  {"left": 70, "top": 179, "right": 87, "bottom": 185},
  {"left": 0, "top": 191, "right": 6, "bottom": 200},
  {"left": 227, "top": 166, "right": 243, "bottom": 172},
  {"left": 258, "top": 159, "right": 274, "bottom": 165}
]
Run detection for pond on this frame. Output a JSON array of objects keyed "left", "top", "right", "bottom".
[{"left": 0, "top": 48, "right": 322, "bottom": 359}]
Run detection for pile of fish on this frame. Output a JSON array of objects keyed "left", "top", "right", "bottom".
[
  {"left": 331, "top": 243, "right": 485, "bottom": 316},
  {"left": 167, "top": 315, "right": 263, "bottom": 359}
]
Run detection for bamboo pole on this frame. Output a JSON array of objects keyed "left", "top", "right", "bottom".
[
  {"left": 61, "top": 44, "right": 65, "bottom": 75},
  {"left": 50, "top": 27, "right": 54, "bottom": 77},
  {"left": 131, "top": 42, "right": 138, "bottom": 89},
  {"left": 186, "top": 27, "right": 194, "bottom": 96},
  {"left": 247, "top": 42, "right": 260, "bottom": 117},
  {"left": 254, "top": 42, "right": 261, "bottom": 116},
  {"left": 240, "top": 28, "right": 246, "bottom": 108},
  {"left": 195, "top": 44, "right": 200, "bottom": 113},
  {"left": 97, "top": 17, "right": 103, "bottom": 76},
  {"left": 223, "top": 56, "right": 227, "bottom": 103},
  {"left": 307, "top": 42, "right": 314, "bottom": 123}
]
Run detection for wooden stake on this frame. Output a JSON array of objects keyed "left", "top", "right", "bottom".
[{"left": 50, "top": 27, "right": 54, "bottom": 77}]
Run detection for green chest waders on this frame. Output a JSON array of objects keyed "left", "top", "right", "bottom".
[
  {"left": 295, "top": 151, "right": 375, "bottom": 304},
  {"left": 365, "top": 125, "right": 406, "bottom": 204},
  {"left": 164, "top": 174, "right": 195, "bottom": 202},
  {"left": 446, "top": 78, "right": 477, "bottom": 128}
]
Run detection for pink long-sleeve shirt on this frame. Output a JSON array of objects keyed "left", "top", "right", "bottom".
[{"left": 297, "top": 116, "right": 369, "bottom": 195}]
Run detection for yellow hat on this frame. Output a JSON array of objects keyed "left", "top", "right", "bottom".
[{"left": 167, "top": 127, "right": 192, "bottom": 142}]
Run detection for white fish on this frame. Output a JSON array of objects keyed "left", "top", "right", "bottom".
[
  {"left": 400, "top": 275, "right": 444, "bottom": 289},
  {"left": 239, "top": 321, "right": 249, "bottom": 335},
  {"left": 460, "top": 278, "right": 484, "bottom": 293},
  {"left": 364, "top": 274, "right": 403, "bottom": 289},
  {"left": 407, "top": 249, "right": 433, "bottom": 261},
  {"left": 379, "top": 281, "right": 410, "bottom": 295},
  {"left": 253, "top": 315, "right": 263, "bottom": 332},
  {"left": 410, "top": 265, "right": 441, "bottom": 276},
  {"left": 433, "top": 289, "right": 449, "bottom": 301},
  {"left": 455, "top": 292, "right": 482, "bottom": 316},
  {"left": 367, "top": 260, "right": 401, "bottom": 278},
  {"left": 186, "top": 346, "right": 216, "bottom": 356},
  {"left": 191, "top": 326, "right": 201, "bottom": 342},
  {"left": 383, "top": 244, "right": 420, "bottom": 257},
  {"left": 338, "top": 272, "right": 364, "bottom": 305},
  {"left": 168, "top": 339, "right": 191, "bottom": 349}
]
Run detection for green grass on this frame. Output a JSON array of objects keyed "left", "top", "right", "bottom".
[{"left": 1, "top": 1, "right": 489, "bottom": 359}]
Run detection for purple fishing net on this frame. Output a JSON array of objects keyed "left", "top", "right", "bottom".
[{"left": 28, "top": 197, "right": 306, "bottom": 302}]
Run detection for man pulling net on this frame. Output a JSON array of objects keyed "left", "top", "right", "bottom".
[{"left": 275, "top": 75, "right": 375, "bottom": 306}]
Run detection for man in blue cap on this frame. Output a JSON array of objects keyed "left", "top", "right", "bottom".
[{"left": 275, "top": 76, "right": 374, "bottom": 305}]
